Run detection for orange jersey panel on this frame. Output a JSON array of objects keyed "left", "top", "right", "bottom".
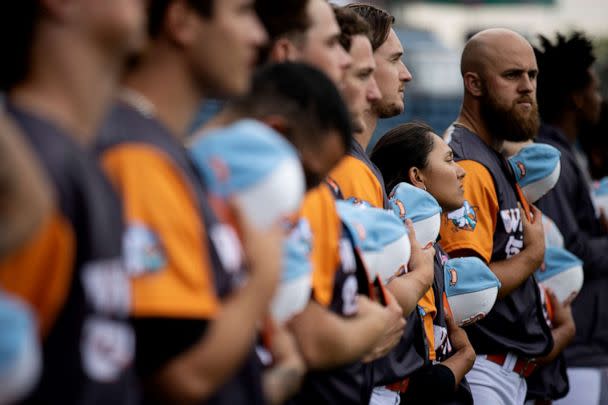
[
  {"left": 101, "top": 144, "right": 219, "bottom": 319},
  {"left": 300, "top": 184, "right": 342, "bottom": 307},
  {"left": 439, "top": 160, "right": 499, "bottom": 264},
  {"left": 418, "top": 287, "right": 438, "bottom": 361},
  {"left": 329, "top": 155, "right": 385, "bottom": 208},
  {"left": 0, "top": 210, "right": 75, "bottom": 338}
]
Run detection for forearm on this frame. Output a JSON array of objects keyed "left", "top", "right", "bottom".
[
  {"left": 263, "top": 364, "right": 303, "bottom": 405},
  {"left": 154, "top": 276, "right": 276, "bottom": 403},
  {"left": 490, "top": 250, "right": 540, "bottom": 299},
  {"left": 387, "top": 273, "right": 431, "bottom": 316},
  {"left": 289, "top": 302, "right": 384, "bottom": 369},
  {"left": 536, "top": 323, "right": 575, "bottom": 366},
  {"left": 440, "top": 346, "right": 476, "bottom": 386}
]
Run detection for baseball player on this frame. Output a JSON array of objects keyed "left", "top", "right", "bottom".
[
  {"left": 0, "top": 1, "right": 145, "bottom": 403},
  {"left": 534, "top": 33, "right": 607, "bottom": 405},
  {"left": 372, "top": 122, "right": 487, "bottom": 404},
  {"left": 439, "top": 29, "right": 569, "bottom": 405},
  {"left": 96, "top": 1, "right": 283, "bottom": 403}
]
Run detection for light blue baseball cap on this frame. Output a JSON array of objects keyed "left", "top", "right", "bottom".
[
  {"left": 271, "top": 218, "right": 313, "bottom": 323},
  {"left": 593, "top": 177, "right": 608, "bottom": 197},
  {"left": 508, "top": 143, "right": 561, "bottom": 203},
  {"left": 0, "top": 293, "right": 36, "bottom": 374},
  {"left": 444, "top": 257, "right": 501, "bottom": 297},
  {"left": 0, "top": 292, "right": 41, "bottom": 403},
  {"left": 535, "top": 246, "right": 584, "bottom": 304},
  {"left": 444, "top": 257, "right": 501, "bottom": 326},
  {"left": 189, "top": 119, "right": 305, "bottom": 228},
  {"left": 592, "top": 177, "right": 608, "bottom": 217},
  {"left": 336, "top": 200, "right": 410, "bottom": 284},
  {"left": 542, "top": 213, "right": 564, "bottom": 249},
  {"left": 388, "top": 182, "right": 442, "bottom": 246},
  {"left": 282, "top": 219, "right": 313, "bottom": 283}
]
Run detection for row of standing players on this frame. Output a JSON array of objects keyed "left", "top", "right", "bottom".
[{"left": 0, "top": 0, "right": 605, "bottom": 404}]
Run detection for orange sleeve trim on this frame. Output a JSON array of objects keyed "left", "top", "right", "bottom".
[
  {"left": 0, "top": 210, "right": 75, "bottom": 339},
  {"left": 300, "top": 185, "right": 341, "bottom": 307},
  {"left": 418, "top": 288, "right": 437, "bottom": 361},
  {"left": 439, "top": 160, "right": 498, "bottom": 264},
  {"left": 329, "top": 156, "right": 384, "bottom": 208},
  {"left": 101, "top": 144, "right": 219, "bottom": 319}
]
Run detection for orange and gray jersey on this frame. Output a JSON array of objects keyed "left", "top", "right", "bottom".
[
  {"left": 441, "top": 124, "right": 553, "bottom": 357},
  {"left": 0, "top": 102, "right": 137, "bottom": 404},
  {"left": 96, "top": 101, "right": 265, "bottom": 405},
  {"left": 291, "top": 184, "right": 377, "bottom": 405},
  {"left": 328, "top": 141, "right": 431, "bottom": 389}
]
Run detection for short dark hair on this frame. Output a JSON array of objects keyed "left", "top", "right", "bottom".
[
  {"left": 255, "top": 0, "right": 310, "bottom": 62},
  {"left": 370, "top": 122, "right": 435, "bottom": 193},
  {"left": 333, "top": 5, "right": 371, "bottom": 52},
  {"left": 148, "top": 0, "right": 214, "bottom": 38},
  {"left": 233, "top": 62, "right": 352, "bottom": 149},
  {"left": 347, "top": 3, "right": 394, "bottom": 51},
  {"left": 580, "top": 100, "right": 608, "bottom": 179},
  {"left": 0, "top": 1, "right": 39, "bottom": 91},
  {"left": 534, "top": 32, "right": 596, "bottom": 123}
]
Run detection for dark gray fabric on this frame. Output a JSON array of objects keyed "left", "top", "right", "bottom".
[
  {"left": 448, "top": 125, "right": 553, "bottom": 358},
  {"left": 536, "top": 124, "right": 608, "bottom": 367}
]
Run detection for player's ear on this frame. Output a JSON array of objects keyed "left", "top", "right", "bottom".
[
  {"left": 164, "top": 0, "right": 201, "bottom": 48},
  {"left": 464, "top": 72, "right": 483, "bottom": 97},
  {"left": 270, "top": 38, "right": 300, "bottom": 62},
  {"left": 409, "top": 167, "right": 426, "bottom": 190}
]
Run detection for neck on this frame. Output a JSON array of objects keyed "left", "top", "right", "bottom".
[
  {"left": 550, "top": 112, "right": 579, "bottom": 144},
  {"left": 10, "top": 27, "right": 122, "bottom": 144},
  {"left": 124, "top": 46, "right": 202, "bottom": 139},
  {"left": 458, "top": 98, "right": 502, "bottom": 152},
  {"left": 357, "top": 110, "right": 377, "bottom": 150}
]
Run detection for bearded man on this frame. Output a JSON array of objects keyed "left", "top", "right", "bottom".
[{"left": 439, "top": 29, "right": 573, "bottom": 405}]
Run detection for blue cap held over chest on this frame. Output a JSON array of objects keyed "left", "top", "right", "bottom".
[{"left": 508, "top": 143, "right": 561, "bottom": 203}]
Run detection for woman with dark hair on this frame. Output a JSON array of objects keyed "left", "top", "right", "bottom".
[
  {"left": 371, "top": 122, "right": 477, "bottom": 404},
  {"left": 372, "top": 122, "right": 466, "bottom": 213}
]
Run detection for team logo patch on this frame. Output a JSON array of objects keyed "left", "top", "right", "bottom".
[
  {"left": 447, "top": 200, "right": 478, "bottom": 231},
  {"left": 123, "top": 224, "right": 166, "bottom": 276},
  {"left": 516, "top": 161, "right": 527, "bottom": 178}
]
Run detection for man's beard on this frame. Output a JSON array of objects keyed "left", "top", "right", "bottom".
[
  {"left": 479, "top": 87, "right": 540, "bottom": 142},
  {"left": 373, "top": 97, "right": 403, "bottom": 119}
]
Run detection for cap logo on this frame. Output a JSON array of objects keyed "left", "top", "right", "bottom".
[
  {"left": 516, "top": 161, "right": 526, "bottom": 178},
  {"left": 448, "top": 267, "right": 458, "bottom": 286},
  {"left": 210, "top": 156, "right": 230, "bottom": 183},
  {"left": 460, "top": 312, "right": 486, "bottom": 327},
  {"left": 395, "top": 199, "right": 407, "bottom": 220}
]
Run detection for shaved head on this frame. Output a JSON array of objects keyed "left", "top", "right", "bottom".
[
  {"left": 459, "top": 28, "right": 540, "bottom": 143},
  {"left": 461, "top": 28, "right": 534, "bottom": 77}
]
